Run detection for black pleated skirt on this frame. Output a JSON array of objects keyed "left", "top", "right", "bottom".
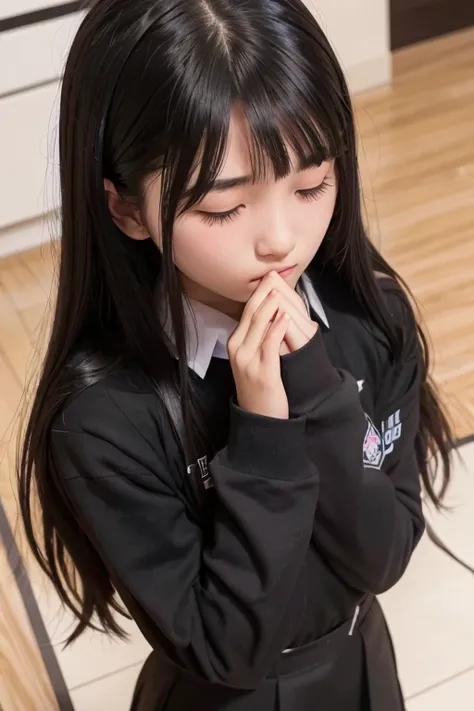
[{"left": 130, "top": 597, "right": 405, "bottom": 711}]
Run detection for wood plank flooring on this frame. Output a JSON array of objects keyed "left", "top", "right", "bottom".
[{"left": 357, "top": 27, "right": 474, "bottom": 439}]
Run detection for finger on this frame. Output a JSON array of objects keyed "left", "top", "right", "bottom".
[
  {"left": 261, "top": 306, "right": 289, "bottom": 347},
  {"left": 238, "top": 290, "right": 281, "bottom": 357},
  {"left": 229, "top": 280, "right": 273, "bottom": 351},
  {"left": 268, "top": 271, "right": 308, "bottom": 316},
  {"left": 236, "top": 274, "right": 276, "bottom": 342},
  {"left": 279, "top": 339, "right": 291, "bottom": 356},
  {"left": 261, "top": 311, "right": 290, "bottom": 365},
  {"left": 273, "top": 290, "right": 317, "bottom": 340},
  {"left": 242, "top": 270, "right": 304, "bottom": 336},
  {"left": 284, "top": 317, "right": 310, "bottom": 352}
]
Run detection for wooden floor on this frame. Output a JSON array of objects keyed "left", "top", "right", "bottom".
[
  {"left": 356, "top": 28, "right": 474, "bottom": 439},
  {"left": 0, "top": 246, "right": 59, "bottom": 709},
  {"left": 0, "top": 27, "right": 473, "bottom": 710}
]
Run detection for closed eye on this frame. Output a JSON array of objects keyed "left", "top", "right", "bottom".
[
  {"left": 198, "top": 205, "right": 244, "bottom": 226},
  {"left": 197, "top": 179, "right": 333, "bottom": 226},
  {"left": 297, "top": 179, "right": 332, "bottom": 202}
]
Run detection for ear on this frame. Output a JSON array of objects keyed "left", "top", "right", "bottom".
[{"left": 104, "top": 179, "right": 149, "bottom": 241}]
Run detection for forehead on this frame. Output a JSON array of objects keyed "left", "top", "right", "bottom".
[
  {"left": 219, "top": 106, "right": 255, "bottom": 176},
  {"left": 179, "top": 101, "right": 333, "bottom": 208},
  {"left": 218, "top": 104, "right": 320, "bottom": 180}
]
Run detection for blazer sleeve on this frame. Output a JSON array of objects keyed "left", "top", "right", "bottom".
[
  {"left": 280, "top": 298, "right": 425, "bottom": 595},
  {"left": 51, "top": 384, "right": 320, "bottom": 690}
]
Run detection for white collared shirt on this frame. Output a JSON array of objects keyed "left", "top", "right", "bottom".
[{"left": 164, "top": 272, "right": 330, "bottom": 379}]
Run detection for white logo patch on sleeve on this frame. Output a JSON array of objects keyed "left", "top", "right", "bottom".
[{"left": 382, "top": 410, "right": 402, "bottom": 455}]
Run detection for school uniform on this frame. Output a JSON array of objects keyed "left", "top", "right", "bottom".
[{"left": 52, "top": 269, "right": 424, "bottom": 711}]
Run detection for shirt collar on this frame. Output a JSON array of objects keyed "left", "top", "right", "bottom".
[
  {"left": 163, "top": 272, "right": 330, "bottom": 379},
  {"left": 298, "top": 271, "right": 330, "bottom": 331}
]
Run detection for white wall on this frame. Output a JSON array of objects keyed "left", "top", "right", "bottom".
[
  {"left": 0, "top": 0, "right": 67, "bottom": 21},
  {"left": 0, "top": 8, "right": 85, "bottom": 256},
  {"left": 304, "top": 0, "right": 392, "bottom": 94}
]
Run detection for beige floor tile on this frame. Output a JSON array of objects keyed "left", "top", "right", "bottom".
[
  {"left": 26, "top": 569, "right": 151, "bottom": 691},
  {"left": 424, "top": 440, "right": 474, "bottom": 566},
  {"left": 406, "top": 668, "right": 474, "bottom": 710},
  {"left": 70, "top": 663, "right": 142, "bottom": 711},
  {"left": 380, "top": 441, "right": 474, "bottom": 699}
]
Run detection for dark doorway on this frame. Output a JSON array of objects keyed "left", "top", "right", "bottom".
[{"left": 391, "top": 0, "right": 474, "bottom": 50}]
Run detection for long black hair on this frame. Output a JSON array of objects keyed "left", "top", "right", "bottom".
[{"left": 18, "top": 0, "right": 456, "bottom": 645}]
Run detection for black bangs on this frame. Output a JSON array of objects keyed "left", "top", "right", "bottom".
[
  {"left": 150, "top": 0, "right": 350, "bottom": 218},
  {"left": 241, "top": 55, "right": 347, "bottom": 183},
  {"left": 245, "top": 103, "right": 343, "bottom": 183},
  {"left": 178, "top": 90, "right": 346, "bottom": 212}
]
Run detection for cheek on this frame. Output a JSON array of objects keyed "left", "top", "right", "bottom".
[
  {"left": 172, "top": 219, "right": 238, "bottom": 285},
  {"left": 299, "top": 188, "right": 337, "bottom": 246},
  {"left": 320, "top": 187, "right": 338, "bottom": 232},
  {"left": 173, "top": 223, "right": 214, "bottom": 272},
  {"left": 171, "top": 218, "right": 253, "bottom": 301},
  {"left": 321, "top": 186, "right": 338, "bottom": 225},
  {"left": 323, "top": 190, "right": 337, "bottom": 234}
]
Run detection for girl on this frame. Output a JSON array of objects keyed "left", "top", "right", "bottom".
[{"left": 18, "top": 0, "right": 455, "bottom": 709}]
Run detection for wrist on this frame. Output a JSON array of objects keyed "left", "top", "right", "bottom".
[
  {"left": 224, "top": 399, "right": 311, "bottom": 480},
  {"left": 280, "top": 330, "right": 341, "bottom": 414}
]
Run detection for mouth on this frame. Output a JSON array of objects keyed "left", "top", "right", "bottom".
[
  {"left": 251, "top": 265, "right": 297, "bottom": 282},
  {"left": 276, "top": 265, "right": 297, "bottom": 279}
]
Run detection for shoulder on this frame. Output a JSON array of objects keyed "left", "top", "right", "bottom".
[
  {"left": 53, "top": 364, "right": 170, "bottom": 462},
  {"left": 50, "top": 363, "right": 186, "bottom": 496},
  {"left": 317, "top": 268, "right": 416, "bottom": 341},
  {"left": 375, "top": 272, "right": 404, "bottom": 297},
  {"left": 376, "top": 272, "right": 409, "bottom": 309},
  {"left": 372, "top": 274, "right": 421, "bottom": 380},
  {"left": 375, "top": 273, "right": 416, "bottom": 327}
]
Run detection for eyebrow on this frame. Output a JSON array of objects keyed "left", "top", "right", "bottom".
[{"left": 183, "top": 153, "right": 329, "bottom": 199}]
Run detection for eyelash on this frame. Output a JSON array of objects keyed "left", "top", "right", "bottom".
[
  {"left": 199, "top": 207, "right": 243, "bottom": 227},
  {"left": 199, "top": 180, "right": 332, "bottom": 226},
  {"left": 298, "top": 179, "right": 332, "bottom": 202}
]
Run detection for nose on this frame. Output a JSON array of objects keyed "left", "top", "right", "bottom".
[{"left": 255, "top": 212, "right": 296, "bottom": 259}]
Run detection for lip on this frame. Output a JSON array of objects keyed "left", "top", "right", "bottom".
[
  {"left": 276, "top": 265, "right": 297, "bottom": 279},
  {"left": 251, "top": 265, "right": 297, "bottom": 282}
]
